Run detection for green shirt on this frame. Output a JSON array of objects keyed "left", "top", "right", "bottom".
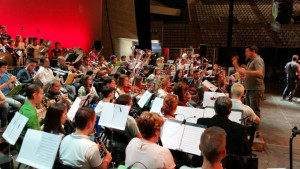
[{"left": 20, "top": 100, "right": 40, "bottom": 138}]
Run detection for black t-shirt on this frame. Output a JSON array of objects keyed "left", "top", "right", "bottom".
[{"left": 51, "top": 49, "right": 62, "bottom": 57}]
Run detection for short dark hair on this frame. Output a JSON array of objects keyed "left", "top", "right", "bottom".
[
  {"left": 292, "top": 55, "right": 298, "bottom": 61},
  {"left": 75, "top": 107, "right": 95, "bottom": 130},
  {"left": 0, "top": 59, "right": 8, "bottom": 67},
  {"left": 40, "top": 56, "right": 48, "bottom": 63},
  {"left": 214, "top": 96, "right": 232, "bottom": 117},
  {"left": 246, "top": 45, "right": 258, "bottom": 54},
  {"left": 43, "top": 103, "right": 66, "bottom": 134},
  {"left": 121, "top": 55, "right": 126, "bottom": 59},
  {"left": 83, "top": 56, "right": 89, "bottom": 61},
  {"left": 27, "top": 58, "right": 38, "bottom": 64},
  {"left": 103, "top": 76, "right": 115, "bottom": 85},
  {"left": 101, "top": 85, "right": 115, "bottom": 98},
  {"left": 26, "top": 84, "right": 42, "bottom": 99},
  {"left": 116, "top": 94, "right": 132, "bottom": 105},
  {"left": 110, "top": 55, "right": 116, "bottom": 60},
  {"left": 33, "top": 37, "right": 38, "bottom": 41},
  {"left": 54, "top": 42, "right": 60, "bottom": 46}
]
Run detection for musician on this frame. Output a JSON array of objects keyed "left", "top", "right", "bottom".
[
  {"left": 173, "top": 82, "right": 192, "bottom": 107},
  {"left": 172, "top": 69, "right": 184, "bottom": 83},
  {"left": 88, "top": 46, "right": 99, "bottom": 63},
  {"left": 26, "top": 37, "right": 42, "bottom": 60},
  {"left": 35, "top": 56, "right": 55, "bottom": 85},
  {"left": 59, "top": 107, "right": 112, "bottom": 169},
  {"left": 15, "top": 35, "right": 25, "bottom": 48},
  {"left": 197, "top": 97, "right": 251, "bottom": 156},
  {"left": 0, "top": 26, "right": 11, "bottom": 40},
  {"left": 23, "top": 37, "right": 29, "bottom": 48},
  {"left": 145, "top": 67, "right": 161, "bottom": 84},
  {"left": 95, "top": 85, "right": 115, "bottom": 116},
  {"left": 162, "top": 94, "right": 178, "bottom": 120},
  {"left": 17, "top": 58, "right": 39, "bottom": 83},
  {"left": 79, "top": 56, "right": 93, "bottom": 74},
  {"left": 97, "top": 55, "right": 112, "bottom": 75},
  {"left": 184, "top": 68, "right": 194, "bottom": 78},
  {"left": 125, "top": 112, "right": 175, "bottom": 169},
  {"left": 129, "top": 55, "right": 135, "bottom": 63},
  {"left": 56, "top": 56, "right": 77, "bottom": 72},
  {"left": 42, "top": 103, "right": 67, "bottom": 136},
  {"left": 50, "top": 42, "right": 63, "bottom": 60},
  {"left": 103, "top": 76, "right": 116, "bottom": 88},
  {"left": 121, "top": 55, "right": 126, "bottom": 62},
  {"left": 215, "top": 72, "right": 228, "bottom": 93},
  {"left": 107, "top": 55, "right": 117, "bottom": 69},
  {"left": 154, "top": 75, "right": 170, "bottom": 98},
  {"left": 132, "top": 75, "right": 145, "bottom": 93},
  {"left": 44, "top": 79, "right": 70, "bottom": 104},
  {"left": 116, "top": 74, "right": 130, "bottom": 95},
  {"left": 187, "top": 70, "right": 201, "bottom": 90},
  {"left": 0, "top": 59, "right": 25, "bottom": 110},
  {"left": 0, "top": 90, "right": 9, "bottom": 132},
  {"left": 78, "top": 75, "right": 99, "bottom": 102},
  {"left": 177, "top": 58, "right": 187, "bottom": 70}
]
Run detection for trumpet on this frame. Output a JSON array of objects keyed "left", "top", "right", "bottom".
[{"left": 7, "top": 72, "right": 22, "bottom": 86}]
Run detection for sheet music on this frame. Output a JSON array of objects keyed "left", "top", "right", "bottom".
[
  {"left": 161, "top": 120, "right": 184, "bottom": 150},
  {"left": 138, "top": 90, "right": 153, "bottom": 108},
  {"left": 202, "top": 80, "right": 218, "bottom": 92},
  {"left": 65, "top": 73, "right": 76, "bottom": 85},
  {"left": 202, "top": 92, "right": 228, "bottom": 107},
  {"left": 110, "top": 66, "right": 120, "bottom": 74},
  {"left": 2, "top": 112, "right": 28, "bottom": 145},
  {"left": 17, "top": 129, "right": 62, "bottom": 169},
  {"left": 150, "top": 97, "right": 164, "bottom": 116},
  {"left": 5, "top": 84, "right": 25, "bottom": 96},
  {"left": 175, "top": 106, "right": 204, "bottom": 124},
  {"left": 180, "top": 125, "right": 205, "bottom": 156},
  {"left": 67, "top": 97, "right": 81, "bottom": 121},
  {"left": 203, "top": 107, "right": 216, "bottom": 118},
  {"left": 98, "top": 103, "right": 130, "bottom": 130}
]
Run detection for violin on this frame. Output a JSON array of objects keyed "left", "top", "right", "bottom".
[
  {"left": 189, "top": 87, "right": 197, "bottom": 95},
  {"left": 124, "top": 85, "right": 132, "bottom": 93}
]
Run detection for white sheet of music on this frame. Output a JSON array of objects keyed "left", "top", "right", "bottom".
[
  {"left": 161, "top": 120, "right": 184, "bottom": 150},
  {"left": 137, "top": 90, "right": 153, "bottom": 108},
  {"left": 202, "top": 80, "right": 218, "bottom": 92},
  {"left": 180, "top": 125, "right": 204, "bottom": 156},
  {"left": 111, "top": 66, "right": 120, "bottom": 74},
  {"left": 67, "top": 97, "right": 81, "bottom": 121},
  {"left": 202, "top": 92, "right": 228, "bottom": 107},
  {"left": 79, "top": 93, "right": 94, "bottom": 107},
  {"left": 99, "top": 103, "right": 130, "bottom": 131},
  {"left": 175, "top": 106, "right": 204, "bottom": 124},
  {"left": 150, "top": 97, "right": 164, "bottom": 116},
  {"left": 17, "top": 129, "right": 62, "bottom": 169},
  {"left": 228, "top": 110, "right": 242, "bottom": 124},
  {"left": 2, "top": 112, "right": 28, "bottom": 145},
  {"left": 203, "top": 107, "right": 216, "bottom": 118}
]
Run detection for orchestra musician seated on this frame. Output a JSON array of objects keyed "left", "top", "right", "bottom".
[
  {"left": 197, "top": 97, "right": 251, "bottom": 156},
  {"left": 42, "top": 103, "right": 67, "bottom": 137},
  {"left": 162, "top": 94, "right": 178, "bottom": 120},
  {"left": 17, "top": 58, "right": 39, "bottom": 83},
  {"left": 173, "top": 82, "right": 192, "bottom": 107},
  {"left": 107, "top": 55, "right": 117, "bottom": 69},
  {"left": 89, "top": 46, "right": 100, "bottom": 63},
  {"left": 98, "top": 55, "right": 112, "bottom": 75},
  {"left": 0, "top": 59, "right": 25, "bottom": 110},
  {"left": 125, "top": 112, "right": 175, "bottom": 169},
  {"left": 154, "top": 75, "right": 171, "bottom": 98},
  {"left": 95, "top": 85, "right": 115, "bottom": 116},
  {"left": 59, "top": 107, "right": 112, "bottom": 169},
  {"left": 35, "top": 56, "right": 55, "bottom": 85},
  {"left": 187, "top": 70, "right": 201, "bottom": 91},
  {"left": 26, "top": 37, "right": 42, "bottom": 61},
  {"left": 56, "top": 56, "right": 77, "bottom": 72},
  {"left": 78, "top": 75, "right": 99, "bottom": 104},
  {"left": 0, "top": 90, "right": 9, "bottom": 132},
  {"left": 145, "top": 67, "right": 161, "bottom": 84},
  {"left": 215, "top": 72, "right": 228, "bottom": 93},
  {"left": 173, "top": 69, "right": 184, "bottom": 83},
  {"left": 116, "top": 74, "right": 130, "bottom": 96},
  {"left": 50, "top": 42, "right": 63, "bottom": 60},
  {"left": 80, "top": 56, "right": 109, "bottom": 77},
  {"left": 44, "top": 79, "right": 71, "bottom": 105}
]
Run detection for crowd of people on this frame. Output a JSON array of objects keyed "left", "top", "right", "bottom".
[{"left": 0, "top": 25, "right": 287, "bottom": 169}]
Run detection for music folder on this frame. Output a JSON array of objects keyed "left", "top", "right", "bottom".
[
  {"left": 174, "top": 106, "right": 204, "bottom": 124},
  {"left": 65, "top": 73, "right": 77, "bottom": 85},
  {"left": 204, "top": 106, "right": 244, "bottom": 124},
  {"left": 6, "top": 84, "right": 25, "bottom": 96},
  {"left": 137, "top": 90, "right": 153, "bottom": 108},
  {"left": 202, "top": 91, "right": 229, "bottom": 107},
  {"left": 149, "top": 97, "right": 164, "bottom": 116},
  {"left": 98, "top": 103, "right": 130, "bottom": 131},
  {"left": 17, "top": 129, "right": 62, "bottom": 169},
  {"left": 202, "top": 80, "right": 218, "bottom": 92},
  {"left": 160, "top": 119, "right": 206, "bottom": 156},
  {"left": 110, "top": 66, "right": 120, "bottom": 75},
  {"left": 2, "top": 112, "right": 28, "bottom": 145},
  {"left": 67, "top": 97, "right": 82, "bottom": 121}
]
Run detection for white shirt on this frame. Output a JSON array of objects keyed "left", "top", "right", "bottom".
[
  {"left": 158, "top": 89, "right": 168, "bottom": 98},
  {"left": 125, "top": 138, "right": 175, "bottom": 169},
  {"left": 36, "top": 66, "right": 55, "bottom": 85},
  {"left": 59, "top": 134, "right": 102, "bottom": 168},
  {"left": 95, "top": 100, "right": 104, "bottom": 116},
  {"left": 231, "top": 98, "right": 258, "bottom": 122}
]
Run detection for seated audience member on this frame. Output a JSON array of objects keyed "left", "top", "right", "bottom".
[
  {"left": 17, "top": 58, "right": 39, "bottom": 83},
  {"left": 199, "top": 126, "right": 227, "bottom": 169},
  {"left": 231, "top": 83, "right": 260, "bottom": 124},
  {"left": 125, "top": 112, "right": 175, "bottom": 169},
  {"left": 197, "top": 97, "right": 251, "bottom": 155},
  {"left": 35, "top": 56, "right": 55, "bottom": 85},
  {"left": 42, "top": 103, "right": 67, "bottom": 136},
  {"left": 173, "top": 69, "right": 184, "bottom": 83},
  {"left": 0, "top": 90, "right": 9, "bottom": 132},
  {"left": 116, "top": 74, "right": 130, "bottom": 95},
  {"left": 0, "top": 59, "right": 25, "bottom": 110},
  {"left": 187, "top": 70, "right": 201, "bottom": 91},
  {"left": 20, "top": 84, "right": 44, "bottom": 138},
  {"left": 162, "top": 94, "right": 178, "bottom": 120},
  {"left": 173, "top": 81, "right": 192, "bottom": 107},
  {"left": 154, "top": 75, "right": 171, "bottom": 98},
  {"left": 78, "top": 75, "right": 99, "bottom": 103},
  {"left": 95, "top": 85, "right": 115, "bottom": 116},
  {"left": 115, "top": 94, "right": 142, "bottom": 141},
  {"left": 59, "top": 107, "right": 112, "bottom": 169}
]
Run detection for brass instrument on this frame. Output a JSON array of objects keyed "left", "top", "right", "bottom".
[
  {"left": 41, "top": 96, "right": 51, "bottom": 108},
  {"left": 60, "top": 89, "right": 73, "bottom": 107},
  {"left": 7, "top": 72, "right": 22, "bottom": 86}
]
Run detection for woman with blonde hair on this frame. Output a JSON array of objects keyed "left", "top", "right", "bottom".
[
  {"left": 154, "top": 75, "right": 171, "bottom": 98},
  {"left": 161, "top": 94, "right": 178, "bottom": 120},
  {"left": 116, "top": 74, "right": 130, "bottom": 95}
]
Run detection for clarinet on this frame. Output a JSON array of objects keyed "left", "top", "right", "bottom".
[{"left": 93, "top": 129, "right": 108, "bottom": 158}]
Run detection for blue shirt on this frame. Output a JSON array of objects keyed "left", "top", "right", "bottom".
[{"left": 0, "top": 73, "right": 10, "bottom": 95}]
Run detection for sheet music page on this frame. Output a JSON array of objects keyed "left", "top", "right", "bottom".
[
  {"left": 110, "top": 66, "right": 120, "bottom": 74},
  {"left": 203, "top": 92, "right": 228, "bottom": 107},
  {"left": 180, "top": 125, "right": 205, "bottom": 156},
  {"left": 150, "top": 97, "right": 164, "bottom": 116},
  {"left": 137, "top": 90, "right": 153, "bottom": 108},
  {"left": 175, "top": 106, "right": 204, "bottom": 124},
  {"left": 161, "top": 120, "right": 184, "bottom": 150},
  {"left": 2, "top": 112, "right": 28, "bottom": 145},
  {"left": 135, "top": 62, "right": 141, "bottom": 69},
  {"left": 202, "top": 80, "right": 218, "bottom": 92},
  {"left": 65, "top": 73, "right": 76, "bottom": 85},
  {"left": 203, "top": 107, "right": 216, "bottom": 118},
  {"left": 17, "top": 129, "right": 62, "bottom": 169},
  {"left": 111, "top": 104, "right": 130, "bottom": 130},
  {"left": 67, "top": 97, "right": 81, "bottom": 121},
  {"left": 79, "top": 93, "right": 94, "bottom": 107},
  {"left": 98, "top": 102, "right": 115, "bottom": 127},
  {"left": 229, "top": 110, "right": 242, "bottom": 124}
]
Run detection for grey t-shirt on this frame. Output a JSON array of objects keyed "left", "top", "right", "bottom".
[
  {"left": 285, "top": 61, "right": 300, "bottom": 80},
  {"left": 244, "top": 55, "right": 265, "bottom": 90}
]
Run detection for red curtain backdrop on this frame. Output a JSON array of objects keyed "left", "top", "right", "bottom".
[{"left": 0, "top": 0, "right": 102, "bottom": 52}]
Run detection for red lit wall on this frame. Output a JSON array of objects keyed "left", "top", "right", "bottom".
[{"left": 0, "top": 0, "right": 102, "bottom": 53}]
